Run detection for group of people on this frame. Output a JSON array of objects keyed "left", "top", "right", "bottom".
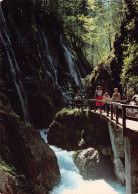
[
  {"left": 95, "top": 86, "right": 121, "bottom": 106},
  {"left": 74, "top": 86, "right": 121, "bottom": 107},
  {"left": 73, "top": 87, "right": 138, "bottom": 118}
]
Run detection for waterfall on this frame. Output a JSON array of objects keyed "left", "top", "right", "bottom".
[
  {"left": 40, "top": 130, "right": 126, "bottom": 194},
  {"left": 0, "top": 6, "right": 29, "bottom": 122},
  {"left": 60, "top": 35, "right": 83, "bottom": 90},
  {"left": 42, "top": 31, "right": 58, "bottom": 86},
  {"left": 39, "top": 30, "right": 69, "bottom": 100}
]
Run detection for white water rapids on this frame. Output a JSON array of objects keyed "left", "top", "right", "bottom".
[{"left": 40, "top": 130, "right": 126, "bottom": 194}]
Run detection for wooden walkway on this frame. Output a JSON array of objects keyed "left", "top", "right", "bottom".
[
  {"left": 66, "top": 99, "right": 138, "bottom": 133},
  {"left": 90, "top": 108, "right": 138, "bottom": 132}
]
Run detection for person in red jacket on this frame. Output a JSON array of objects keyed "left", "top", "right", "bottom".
[{"left": 95, "top": 86, "right": 104, "bottom": 106}]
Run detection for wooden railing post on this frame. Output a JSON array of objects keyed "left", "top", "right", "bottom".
[
  {"left": 115, "top": 106, "right": 118, "bottom": 124},
  {"left": 94, "top": 100, "right": 96, "bottom": 112},
  {"left": 107, "top": 104, "right": 109, "bottom": 117},
  {"left": 100, "top": 102, "right": 102, "bottom": 114},
  {"left": 72, "top": 100, "right": 74, "bottom": 109},
  {"left": 82, "top": 100, "right": 83, "bottom": 111},
  {"left": 90, "top": 100, "right": 93, "bottom": 112},
  {"left": 104, "top": 102, "right": 106, "bottom": 112},
  {"left": 105, "top": 103, "right": 107, "bottom": 113},
  {"left": 122, "top": 105, "right": 126, "bottom": 136},
  {"left": 111, "top": 105, "right": 113, "bottom": 120},
  {"left": 65, "top": 100, "right": 138, "bottom": 137}
]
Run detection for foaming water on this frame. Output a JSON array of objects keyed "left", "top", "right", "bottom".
[{"left": 40, "top": 130, "right": 126, "bottom": 194}]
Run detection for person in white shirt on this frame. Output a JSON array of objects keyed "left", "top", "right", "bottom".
[
  {"left": 103, "top": 92, "right": 110, "bottom": 101},
  {"left": 111, "top": 88, "right": 121, "bottom": 103},
  {"left": 74, "top": 93, "right": 81, "bottom": 108},
  {"left": 74, "top": 93, "right": 81, "bottom": 100}
]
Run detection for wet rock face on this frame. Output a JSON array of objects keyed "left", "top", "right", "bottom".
[
  {"left": 0, "top": 93, "right": 60, "bottom": 193},
  {"left": 1, "top": 1, "right": 65, "bottom": 128},
  {"left": 1, "top": 0, "right": 90, "bottom": 128},
  {"left": 47, "top": 109, "right": 111, "bottom": 151},
  {"left": 73, "top": 147, "right": 115, "bottom": 180}
]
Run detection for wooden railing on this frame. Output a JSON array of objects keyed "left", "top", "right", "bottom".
[{"left": 66, "top": 99, "right": 138, "bottom": 135}]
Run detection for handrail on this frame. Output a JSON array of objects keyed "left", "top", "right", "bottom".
[
  {"left": 66, "top": 99, "right": 138, "bottom": 135},
  {"left": 66, "top": 99, "right": 138, "bottom": 109}
]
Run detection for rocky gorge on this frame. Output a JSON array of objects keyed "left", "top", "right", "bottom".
[
  {"left": 0, "top": 0, "right": 137, "bottom": 193},
  {"left": 47, "top": 108, "right": 123, "bottom": 184},
  {"left": 0, "top": 0, "right": 91, "bottom": 192}
]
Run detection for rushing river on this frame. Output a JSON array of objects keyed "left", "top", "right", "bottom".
[{"left": 40, "top": 130, "right": 126, "bottom": 194}]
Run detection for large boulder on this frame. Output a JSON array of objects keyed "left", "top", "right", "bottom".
[
  {"left": 47, "top": 108, "right": 111, "bottom": 151},
  {"left": 0, "top": 93, "right": 60, "bottom": 193},
  {"left": 47, "top": 108, "right": 83, "bottom": 150},
  {"left": 73, "top": 147, "right": 115, "bottom": 181}
]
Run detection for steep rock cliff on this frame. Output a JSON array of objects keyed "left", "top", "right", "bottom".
[
  {"left": 0, "top": 0, "right": 90, "bottom": 128},
  {"left": 0, "top": 92, "right": 60, "bottom": 193}
]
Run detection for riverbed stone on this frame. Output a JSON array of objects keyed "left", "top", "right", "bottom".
[{"left": 73, "top": 147, "right": 115, "bottom": 180}]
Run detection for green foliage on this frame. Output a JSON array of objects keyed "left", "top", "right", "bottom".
[
  {"left": 121, "top": 41, "right": 138, "bottom": 93},
  {"left": 37, "top": 0, "right": 137, "bottom": 95},
  {"left": 80, "top": 0, "right": 125, "bottom": 66},
  {"left": 88, "top": 0, "right": 138, "bottom": 96},
  {"left": 42, "top": 0, "right": 124, "bottom": 69}
]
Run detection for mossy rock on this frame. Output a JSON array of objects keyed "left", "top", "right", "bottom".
[
  {"left": 0, "top": 160, "right": 16, "bottom": 176},
  {"left": 48, "top": 108, "right": 111, "bottom": 151}
]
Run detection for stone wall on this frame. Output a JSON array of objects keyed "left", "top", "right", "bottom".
[
  {"left": 108, "top": 121, "right": 125, "bottom": 185},
  {"left": 125, "top": 129, "right": 138, "bottom": 194}
]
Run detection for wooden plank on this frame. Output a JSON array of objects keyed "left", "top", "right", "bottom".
[
  {"left": 125, "top": 105, "right": 138, "bottom": 109},
  {"left": 126, "top": 116, "right": 138, "bottom": 122}
]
